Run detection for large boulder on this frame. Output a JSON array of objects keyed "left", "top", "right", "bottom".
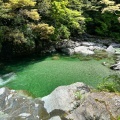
[
  {"left": 42, "top": 82, "right": 90, "bottom": 113},
  {"left": 42, "top": 82, "right": 120, "bottom": 120},
  {"left": 0, "top": 82, "right": 120, "bottom": 120},
  {"left": 66, "top": 92, "right": 120, "bottom": 120},
  {"left": 74, "top": 46, "right": 94, "bottom": 55},
  {"left": 0, "top": 87, "right": 49, "bottom": 120},
  {"left": 106, "top": 45, "right": 116, "bottom": 54}
]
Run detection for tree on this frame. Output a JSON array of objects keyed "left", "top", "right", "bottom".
[
  {"left": 49, "top": 0, "right": 85, "bottom": 39},
  {"left": 0, "top": 0, "right": 55, "bottom": 58},
  {"left": 85, "top": 0, "right": 120, "bottom": 40}
]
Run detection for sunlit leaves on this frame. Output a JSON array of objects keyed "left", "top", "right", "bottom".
[
  {"left": 20, "top": 9, "right": 40, "bottom": 21},
  {"left": 8, "top": 30, "right": 27, "bottom": 44},
  {"left": 7, "top": 0, "right": 36, "bottom": 9},
  {"left": 28, "top": 23, "right": 55, "bottom": 39},
  {"left": 100, "top": 0, "right": 120, "bottom": 13},
  {"left": 50, "top": 0, "right": 85, "bottom": 38}
]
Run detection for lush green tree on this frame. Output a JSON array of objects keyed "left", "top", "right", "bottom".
[
  {"left": 0, "top": 0, "right": 55, "bottom": 57},
  {"left": 49, "top": 0, "right": 85, "bottom": 39},
  {"left": 85, "top": 0, "right": 120, "bottom": 40}
]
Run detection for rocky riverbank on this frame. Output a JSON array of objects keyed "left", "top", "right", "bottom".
[
  {"left": 53, "top": 36, "right": 120, "bottom": 70},
  {"left": 0, "top": 82, "right": 120, "bottom": 120}
]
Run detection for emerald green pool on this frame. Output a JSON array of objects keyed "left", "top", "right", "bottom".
[{"left": 0, "top": 55, "right": 115, "bottom": 97}]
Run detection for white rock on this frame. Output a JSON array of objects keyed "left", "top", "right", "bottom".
[
  {"left": 88, "top": 46, "right": 105, "bottom": 51},
  {"left": 42, "top": 82, "right": 88, "bottom": 113},
  {"left": 106, "top": 45, "right": 115, "bottom": 54},
  {"left": 7, "top": 94, "right": 13, "bottom": 99},
  {"left": 74, "top": 46, "right": 94, "bottom": 55},
  {"left": 35, "top": 103, "right": 39, "bottom": 107},
  {"left": 49, "top": 116, "right": 61, "bottom": 120},
  {"left": 0, "top": 88, "right": 5, "bottom": 95},
  {"left": 18, "top": 113, "right": 31, "bottom": 118},
  {"left": 81, "top": 42, "right": 96, "bottom": 46}
]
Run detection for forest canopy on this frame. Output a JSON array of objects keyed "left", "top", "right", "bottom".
[{"left": 0, "top": 0, "right": 120, "bottom": 58}]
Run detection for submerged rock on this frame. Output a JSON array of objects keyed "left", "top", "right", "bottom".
[{"left": 0, "top": 72, "right": 16, "bottom": 86}]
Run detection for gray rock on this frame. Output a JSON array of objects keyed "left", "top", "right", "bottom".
[
  {"left": 81, "top": 42, "right": 96, "bottom": 46},
  {"left": 0, "top": 82, "right": 120, "bottom": 120},
  {"left": 66, "top": 40, "right": 75, "bottom": 48},
  {"left": 110, "top": 61, "right": 120, "bottom": 70},
  {"left": 0, "top": 87, "right": 49, "bottom": 120},
  {"left": 42, "top": 82, "right": 120, "bottom": 120},
  {"left": 106, "top": 45, "right": 115, "bottom": 54},
  {"left": 49, "top": 46, "right": 56, "bottom": 53},
  {"left": 74, "top": 46, "right": 94, "bottom": 55},
  {"left": 75, "top": 42, "right": 81, "bottom": 47},
  {"left": 88, "top": 46, "right": 105, "bottom": 51},
  {"left": 61, "top": 48, "right": 74, "bottom": 55},
  {"left": 42, "top": 82, "right": 89, "bottom": 113},
  {"left": 110, "top": 43, "right": 120, "bottom": 48},
  {"left": 115, "top": 48, "right": 120, "bottom": 55},
  {"left": 56, "top": 40, "right": 76, "bottom": 49},
  {"left": 66, "top": 92, "right": 120, "bottom": 120}
]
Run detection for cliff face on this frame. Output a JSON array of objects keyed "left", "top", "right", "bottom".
[{"left": 0, "top": 82, "right": 120, "bottom": 120}]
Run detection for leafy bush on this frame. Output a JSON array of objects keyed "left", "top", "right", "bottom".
[
  {"left": 98, "top": 74, "right": 120, "bottom": 92},
  {"left": 50, "top": 0, "right": 85, "bottom": 38},
  {"left": 86, "top": 1, "right": 120, "bottom": 41}
]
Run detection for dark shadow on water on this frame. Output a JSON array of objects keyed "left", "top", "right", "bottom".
[
  {"left": 0, "top": 51, "right": 116, "bottom": 76},
  {"left": 0, "top": 54, "right": 51, "bottom": 75},
  {"left": 0, "top": 52, "right": 79, "bottom": 75}
]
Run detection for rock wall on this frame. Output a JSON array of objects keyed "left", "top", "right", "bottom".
[{"left": 0, "top": 82, "right": 120, "bottom": 120}]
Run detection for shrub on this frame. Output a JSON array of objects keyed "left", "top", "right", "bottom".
[{"left": 98, "top": 74, "right": 120, "bottom": 92}]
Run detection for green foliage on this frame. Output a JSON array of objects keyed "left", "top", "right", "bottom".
[
  {"left": 53, "top": 24, "right": 70, "bottom": 39},
  {"left": 28, "top": 23, "right": 54, "bottom": 39},
  {"left": 86, "top": 11, "right": 120, "bottom": 40},
  {"left": 98, "top": 74, "right": 120, "bottom": 92},
  {"left": 6, "top": 0, "right": 36, "bottom": 9},
  {"left": 1, "top": 0, "right": 120, "bottom": 58},
  {"left": 75, "top": 91, "right": 82, "bottom": 100},
  {"left": 0, "top": 0, "right": 55, "bottom": 57},
  {"left": 117, "top": 116, "right": 120, "bottom": 120},
  {"left": 50, "top": 0, "right": 85, "bottom": 38}
]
